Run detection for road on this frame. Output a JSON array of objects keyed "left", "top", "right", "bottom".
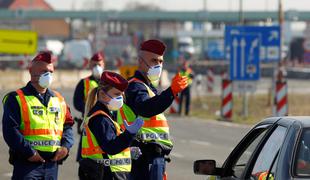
[{"left": 0, "top": 89, "right": 250, "bottom": 180}]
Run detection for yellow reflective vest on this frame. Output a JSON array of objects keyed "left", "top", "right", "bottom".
[
  {"left": 15, "top": 89, "right": 66, "bottom": 152},
  {"left": 81, "top": 110, "right": 131, "bottom": 172}
]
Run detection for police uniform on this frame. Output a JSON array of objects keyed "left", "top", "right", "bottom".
[
  {"left": 117, "top": 40, "right": 178, "bottom": 180},
  {"left": 78, "top": 71, "right": 138, "bottom": 180},
  {"left": 178, "top": 64, "right": 194, "bottom": 116},
  {"left": 2, "top": 52, "right": 74, "bottom": 179},
  {"left": 74, "top": 52, "right": 104, "bottom": 162}
]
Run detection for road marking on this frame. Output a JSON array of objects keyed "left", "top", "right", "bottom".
[
  {"left": 2, "top": 172, "right": 12, "bottom": 177},
  {"left": 170, "top": 152, "right": 184, "bottom": 158},
  {"left": 189, "top": 140, "right": 211, "bottom": 146}
]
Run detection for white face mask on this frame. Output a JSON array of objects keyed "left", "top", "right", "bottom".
[
  {"left": 92, "top": 65, "right": 104, "bottom": 79},
  {"left": 106, "top": 96, "right": 124, "bottom": 111},
  {"left": 101, "top": 90, "right": 124, "bottom": 111},
  {"left": 38, "top": 72, "right": 53, "bottom": 88},
  {"left": 147, "top": 64, "right": 162, "bottom": 82}
]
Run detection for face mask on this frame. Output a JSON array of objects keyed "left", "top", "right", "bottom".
[
  {"left": 92, "top": 65, "right": 104, "bottom": 79},
  {"left": 140, "top": 56, "right": 162, "bottom": 82},
  {"left": 38, "top": 72, "right": 53, "bottom": 88},
  {"left": 101, "top": 91, "right": 124, "bottom": 111},
  {"left": 147, "top": 64, "right": 162, "bottom": 82}
]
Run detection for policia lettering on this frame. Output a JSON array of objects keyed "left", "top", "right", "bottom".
[
  {"left": 15, "top": 89, "right": 66, "bottom": 152},
  {"left": 117, "top": 78, "right": 172, "bottom": 146},
  {"left": 28, "top": 140, "right": 61, "bottom": 147},
  {"left": 81, "top": 110, "right": 131, "bottom": 172},
  {"left": 95, "top": 158, "right": 131, "bottom": 166}
]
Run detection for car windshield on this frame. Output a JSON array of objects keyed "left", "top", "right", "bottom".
[{"left": 295, "top": 128, "right": 310, "bottom": 176}]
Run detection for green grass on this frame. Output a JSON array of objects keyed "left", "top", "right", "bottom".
[{"left": 188, "top": 93, "right": 310, "bottom": 125}]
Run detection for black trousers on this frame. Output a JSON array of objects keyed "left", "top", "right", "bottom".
[{"left": 178, "top": 86, "right": 191, "bottom": 115}]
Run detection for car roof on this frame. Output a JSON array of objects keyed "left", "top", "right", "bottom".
[{"left": 257, "top": 116, "right": 310, "bottom": 128}]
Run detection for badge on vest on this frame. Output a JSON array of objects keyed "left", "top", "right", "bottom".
[{"left": 33, "top": 109, "right": 44, "bottom": 116}]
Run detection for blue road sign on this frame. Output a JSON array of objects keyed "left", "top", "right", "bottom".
[
  {"left": 225, "top": 26, "right": 280, "bottom": 62},
  {"left": 230, "top": 34, "right": 260, "bottom": 81}
]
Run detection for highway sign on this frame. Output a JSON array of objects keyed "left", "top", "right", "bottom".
[
  {"left": 0, "top": 29, "right": 37, "bottom": 54},
  {"left": 119, "top": 65, "right": 138, "bottom": 79},
  {"left": 225, "top": 26, "right": 280, "bottom": 62},
  {"left": 230, "top": 34, "right": 260, "bottom": 81}
]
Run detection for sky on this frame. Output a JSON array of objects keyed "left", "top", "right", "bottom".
[{"left": 45, "top": 0, "right": 310, "bottom": 11}]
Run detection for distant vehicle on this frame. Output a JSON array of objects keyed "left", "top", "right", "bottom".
[
  {"left": 194, "top": 117, "right": 310, "bottom": 179},
  {"left": 178, "top": 36, "right": 195, "bottom": 59},
  {"left": 61, "top": 39, "right": 92, "bottom": 68}
]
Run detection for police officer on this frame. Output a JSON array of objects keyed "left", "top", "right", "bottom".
[
  {"left": 2, "top": 51, "right": 74, "bottom": 180},
  {"left": 117, "top": 39, "right": 189, "bottom": 180},
  {"left": 79, "top": 71, "right": 144, "bottom": 180},
  {"left": 73, "top": 51, "right": 105, "bottom": 133},
  {"left": 178, "top": 61, "right": 194, "bottom": 116}
]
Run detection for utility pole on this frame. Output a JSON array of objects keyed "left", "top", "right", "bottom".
[{"left": 239, "top": 0, "right": 244, "bottom": 25}]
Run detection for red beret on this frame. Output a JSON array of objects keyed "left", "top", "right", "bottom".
[
  {"left": 140, "top": 39, "right": 166, "bottom": 56},
  {"left": 32, "top": 51, "right": 53, "bottom": 64},
  {"left": 91, "top": 52, "right": 105, "bottom": 62},
  {"left": 100, "top": 71, "right": 128, "bottom": 91}
]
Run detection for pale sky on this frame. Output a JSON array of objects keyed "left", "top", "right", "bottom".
[{"left": 45, "top": 0, "right": 310, "bottom": 11}]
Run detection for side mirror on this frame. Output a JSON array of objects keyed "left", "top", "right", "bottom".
[{"left": 193, "top": 160, "right": 221, "bottom": 175}]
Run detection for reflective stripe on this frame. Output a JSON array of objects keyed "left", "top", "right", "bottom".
[
  {"left": 84, "top": 78, "right": 90, "bottom": 102},
  {"left": 27, "top": 140, "right": 61, "bottom": 147},
  {"left": 119, "top": 107, "right": 168, "bottom": 129},
  {"left": 16, "top": 89, "right": 30, "bottom": 131},
  {"left": 20, "top": 129, "right": 63, "bottom": 136},
  {"left": 82, "top": 110, "right": 114, "bottom": 156},
  {"left": 96, "top": 158, "right": 131, "bottom": 166},
  {"left": 137, "top": 132, "right": 170, "bottom": 140},
  {"left": 16, "top": 89, "right": 64, "bottom": 136}
]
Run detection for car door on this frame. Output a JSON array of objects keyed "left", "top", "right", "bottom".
[
  {"left": 216, "top": 124, "right": 272, "bottom": 180},
  {"left": 219, "top": 122, "right": 289, "bottom": 180}
]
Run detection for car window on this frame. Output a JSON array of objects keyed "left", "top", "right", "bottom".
[
  {"left": 232, "top": 127, "right": 268, "bottom": 178},
  {"left": 295, "top": 128, "right": 310, "bottom": 176},
  {"left": 251, "top": 126, "right": 287, "bottom": 179}
]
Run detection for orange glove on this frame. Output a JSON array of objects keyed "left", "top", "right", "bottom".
[{"left": 171, "top": 73, "right": 188, "bottom": 95}]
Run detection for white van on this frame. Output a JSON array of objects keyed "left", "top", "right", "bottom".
[{"left": 62, "top": 40, "right": 92, "bottom": 68}]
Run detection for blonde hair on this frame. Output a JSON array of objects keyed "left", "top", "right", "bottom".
[{"left": 82, "top": 82, "right": 113, "bottom": 126}]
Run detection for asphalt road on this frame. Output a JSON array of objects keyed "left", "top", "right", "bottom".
[{"left": 0, "top": 89, "right": 250, "bottom": 180}]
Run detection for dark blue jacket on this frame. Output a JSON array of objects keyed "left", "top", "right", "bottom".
[
  {"left": 73, "top": 75, "right": 99, "bottom": 116},
  {"left": 125, "top": 70, "right": 175, "bottom": 117},
  {"left": 83, "top": 101, "right": 135, "bottom": 155},
  {"left": 2, "top": 82, "right": 74, "bottom": 161}
]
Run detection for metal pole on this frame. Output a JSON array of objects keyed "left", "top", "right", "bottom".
[
  {"left": 239, "top": 0, "right": 244, "bottom": 24},
  {"left": 239, "top": 0, "right": 248, "bottom": 117}
]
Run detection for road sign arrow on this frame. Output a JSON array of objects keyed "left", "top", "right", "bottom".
[
  {"left": 240, "top": 38, "right": 246, "bottom": 78},
  {"left": 2, "top": 39, "right": 33, "bottom": 46},
  {"left": 233, "top": 38, "right": 238, "bottom": 78},
  {"left": 268, "top": 30, "right": 279, "bottom": 42}
]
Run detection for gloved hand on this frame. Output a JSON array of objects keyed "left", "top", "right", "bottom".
[
  {"left": 130, "top": 146, "right": 142, "bottom": 160},
  {"left": 124, "top": 117, "right": 144, "bottom": 134},
  {"left": 171, "top": 73, "right": 188, "bottom": 95}
]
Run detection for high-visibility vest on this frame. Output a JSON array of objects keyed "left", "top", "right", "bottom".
[
  {"left": 15, "top": 89, "right": 66, "bottom": 152},
  {"left": 117, "top": 78, "right": 173, "bottom": 147},
  {"left": 81, "top": 110, "right": 131, "bottom": 172},
  {"left": 180, "top": 68, "right": 193, "bottom": 85},
  {"left": 83, "top": 77, "right": 99, "bottom": 102}
]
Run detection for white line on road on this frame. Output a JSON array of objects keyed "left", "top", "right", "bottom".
[
  {"left": 2, "top": 172, "right": 12, "bottom": 177},
  {"left": 170, "top": 152, "right": 184, "bottom": 158},
  {"left": 189, "top": 140, "right": 211, "bottom": 146}
]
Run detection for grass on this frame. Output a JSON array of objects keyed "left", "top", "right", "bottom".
[{"left": 188, "top": 93, "right": 310, "bottom": 125}]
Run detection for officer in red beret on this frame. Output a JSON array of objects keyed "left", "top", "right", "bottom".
[
  {"left": 2, "top": 51, "right": 74, "bottom": 179},
  {"left": 78, "top": 71, "right": 144, "bottom": 180},
  {"left": 73, "top": 51, "right": 105, "bottom": 135},
  {"left": 117, "top": 39, "right": 189, "bottom": 180}
]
